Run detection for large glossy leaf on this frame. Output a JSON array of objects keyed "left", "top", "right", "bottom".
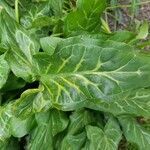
[
  {"left": 64, "top": 0, "right": 107, "bottom": 35},
  {"left": 27, "top": 110, "right": 68, "bottom": 150},
  {"left": 40, "top": 35, "right": 150, "bottom": 111},
  {"left": 86, "top": 117, "right": 122, "bottom": 150},
  {"left": 0, "top": 54, "right": 10, "bottom": 89},
  {"left": 0, "top": 9, "right": 39, "bottom": 82},
  {"left": 119, "top": 116, "right": 150, "bottom": 150}
]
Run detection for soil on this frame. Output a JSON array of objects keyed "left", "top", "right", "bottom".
[{"left": 108, "top": 0, "right": 150, "bottom": 30}]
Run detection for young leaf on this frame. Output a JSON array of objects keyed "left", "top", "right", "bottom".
[
  {"left": 40, "top": 36, "right": 62, "bottom": 55},
  {"left": 48, "top": 0, "right": 64, "bottom": 17},
  {"left": 20, "top": 1, "right": 52, "bottom": 29},
  {"left": 10, "top": 116, "right": 36, "bottom": 138},
  {"left": 60, "top": 109, "right": 96, "bottom": 150},
  {"left": 119, "top": 116, "right": 150, "bottom": 150},
  {"left": 86, "top": 117, "right": 122, "bottom": 150},
  {"left": 109, "top": 30, "right": 136, "bottom": 43},
  {"left": 13, "top": 88, "right": 50, "bottom": 119},
  {"left": 60, "top": 132, "right": 86, "bottom": 150},
  {"left": 20, "top": 0, "right": 64, "bottom": 30},
  {"left": 66, "top": 109, "right": 96, "bottom": 135},
  {"left": 64, "top": 0, "right": 107, "bottom": 35},
  {"left": 101, "top": 18, "right": 111, "bottom": 34},
  {"left": 136, "top": 21, "right": 149, "bottom": 40},
  {"left": 27, "top": 110, "right": 68, "bottom": 150}
]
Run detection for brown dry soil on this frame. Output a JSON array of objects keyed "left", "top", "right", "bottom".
[
  {"left": 108, "top": 0, "right": 150, "bottom": 30},
  {"left": 107, "top": 0, "right": 150, "bottom": 52}
]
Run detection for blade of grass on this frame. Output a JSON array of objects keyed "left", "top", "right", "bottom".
[{"left": 15, "top": 0, "right": 19, "bottom": 23}]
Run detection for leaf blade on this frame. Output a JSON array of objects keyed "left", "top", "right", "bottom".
[{"left": 86, "top": 117, "right": 122, "bottom": 150}]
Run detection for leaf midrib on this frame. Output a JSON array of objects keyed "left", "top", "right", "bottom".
[{"left": 42, "top": 70, "right": 144, "bottom": 79}]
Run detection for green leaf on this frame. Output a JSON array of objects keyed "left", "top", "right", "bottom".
[
  {"left": 86, "top": 117, "right": 122, "bottom": 150},
  {"left": 0, "top": 10, "right": 39, "bottom": 82},
  {"left": 33, "top": 53, "right": 54, "bottom": 75},
  {"left": 10, "top": 116, "right": 36, "bottom": 138},
  {"left": 1, "top": 73, "right": 26, "bottom": 92},
  {"left": 48, "top": 0, "right": 64, "bottom": 17},
  {"left": 0, "top": 1, "right": 15, "bottom": 19},
  {"left": 0, "top": 54, "right": 10, "bottom": 89},
  {"left": 40, "top": 35, "right": 150, "bottom": 111},
  {"left": 101, "top": 18, "right": 111, "bottom": 34},
  {"left": 88, "top": 88, "right": 150, "bottom": 117},
  {"left": 60, "top": 109, "right": 96, "bottom": 150},
  {"left": 31, "top": 17, "right": 57, "bottom": 29},
  {"left": 119, "top": 116, "right": 150, "bottom": 150},
  {"left": 36, "top": 109, "right": 68, "bottom": 136},
  {"left": 13, "top": 88, "right": 51, "bottom": 119},
  {"left": 76, "top": 0, "right": 106, "bottom": 14},
  {"left": 20, "top": 0, "right": 64, "bottom": 29},
  {"left": 64, "top": 0, "right": 107, "bottom": 35},
  {"left": 67, "top": 109, "right": 96, "bottom": 135},
  {"left": 109, "top": 30, "right": 136, "bottom": 43},
  {"left": 40, "top": 36, "right": 62, "bottom": 55},
  {"left": 136, "top": 21, "right": 149, "bottom": 40},
  {"left": 20, "top": 1, "right": 52, "bottom": 29},
  {"left": 27, "top": 110, "right": 68, "bottom": 150},
  {"left": 0, "top": 104, "right": 12, "bottom": 141},
  {"left": 61, "top": 132, "right": 86, "bottom": 150},
  {"left": 0, "top": 137, "right": 20, "bottom": 150}
]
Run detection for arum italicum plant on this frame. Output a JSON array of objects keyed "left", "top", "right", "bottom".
[{"left": 0, "top": 0, "right": 150, "bottom": 149}]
